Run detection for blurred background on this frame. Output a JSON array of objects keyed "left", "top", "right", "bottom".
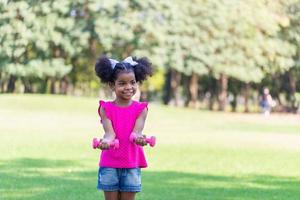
[
  {"left": 1, "top": 1, "right": 300, "bottom": 200},
  {"left": 1, "top": 0, "right": 300, "bottom": 113}
]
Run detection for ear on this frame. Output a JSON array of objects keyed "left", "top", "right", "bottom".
[{"left": 109, "top": 82, "right": 115, "bottom": 90}]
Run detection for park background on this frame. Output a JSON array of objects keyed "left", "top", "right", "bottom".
[{"left": 1, "top": 0, "right": 300, "bottom": 199}]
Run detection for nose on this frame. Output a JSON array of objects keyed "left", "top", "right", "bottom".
[{"left": 125, "top": 83, "right": 131, "bottom": 89}]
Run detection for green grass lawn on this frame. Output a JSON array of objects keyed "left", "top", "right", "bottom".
[{"left": 1, "top": 94, "right": 300, "bottom": 200}]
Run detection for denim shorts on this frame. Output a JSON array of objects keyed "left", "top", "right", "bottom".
[{"left": 97, "top": 167, "right": 142, "bottom": 192}]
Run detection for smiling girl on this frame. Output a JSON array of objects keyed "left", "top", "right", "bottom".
[{"left": 94, "top": 55, "right": 153, "bottom": 200}]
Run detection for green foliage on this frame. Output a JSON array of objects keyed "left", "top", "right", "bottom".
[
  {"left": 141, "top": 67, "right": 165, "bottom": 92},
  {"left": 1, "top": 0, "right": 300, "bottom": 99},
  {"left": 0, "top": 0, "right": 86, "bottom": 82},
  {"left": 282, "top": 1, "right": 300, "bottom": 68}
]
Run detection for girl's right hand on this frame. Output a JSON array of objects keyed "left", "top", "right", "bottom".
[{"left": 98, "top": 138, "right": 110, "bottom": 150}]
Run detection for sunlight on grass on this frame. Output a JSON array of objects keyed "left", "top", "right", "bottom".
[{"left": 1, "top": 94, "right": 300, "bottom": 200}]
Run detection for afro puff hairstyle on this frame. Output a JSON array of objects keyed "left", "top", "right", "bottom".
[{"left": 95, "top": 55, "right": 153, "bottom": 84}]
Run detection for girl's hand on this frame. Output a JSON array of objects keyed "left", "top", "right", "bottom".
[
  {"left": 98, "top": 138, "right": 110, "bottom": 150},
  {"left": 135, "top": 135, "right": 147, "bottom": 146}
]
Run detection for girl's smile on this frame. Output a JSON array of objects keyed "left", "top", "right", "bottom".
[{"left": 112, "top": 71, "right": 137, "bottom": 105}]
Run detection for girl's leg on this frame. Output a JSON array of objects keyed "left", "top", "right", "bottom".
[
  {"left": 120, "top": 192, "right": 136, "bottom": 200},
  {"left": 104, "top": 191, "right": 119, "bottom": 200}
]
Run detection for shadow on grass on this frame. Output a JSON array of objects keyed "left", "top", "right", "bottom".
[{"left": 1, "top": 158, "right": 300, "bottom": 200}]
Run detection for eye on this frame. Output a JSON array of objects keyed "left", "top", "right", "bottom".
[
  {"left": 118, "top": 82, "right": 125, "bottom": 86},
  {"left": 131, "top": 80, "right": 136, "bottom": 85}
]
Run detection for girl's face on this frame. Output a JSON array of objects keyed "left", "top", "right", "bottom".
[{"left": 112, "top": 71, "right": 137, "bottom": 101}]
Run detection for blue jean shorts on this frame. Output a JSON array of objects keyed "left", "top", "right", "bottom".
[{"left": 97, "top": 167, "right": 142, "bottom": 192}]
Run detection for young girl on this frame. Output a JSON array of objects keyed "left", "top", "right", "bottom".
[{"left": 94, "top": 55, "right": 153, "bottom": 200}]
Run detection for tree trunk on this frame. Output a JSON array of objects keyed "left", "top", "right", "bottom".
[
  {"left": 244, "top": 83, "right": 250, "bottom": 113},
  {"left": 218, "top": 73, "right": 228, "bottom": 111},
  {"left": 123, "top": 44, "right": 134, "bottom": 58},
  {"left": 288, "top": 70, "right": 296, "bottom": 95},
  {"left": 85, "top": 0, "right": 98, "bottom": 64},
  {"left": 84, "top": 0, "right": 90, "bottom": 20},
  {"left": 89, "top": 38, "right": 97, "bottom": 60},
  {"left": 208, "top": 94, "right": 214, "bottom": 110},
  {"left": 60, "top": 77, "right": 69, "bottom": 94},
  {"left": 39, "top": 77, "right": 48, "bottom": 93},
  {"left": 50, "top": 78, "right": 56, "bottom": 94},
  {"left": 22, "top": 78, "right": 33, "bottom": 93},
  {"left": 0, "top": 73, "right": 3, "bottom": 93},
  {"left": 208, "top": 74, "right": 217, "bottom": 110},
  {"left": 170, "top": 69, "right": 181, "bottom": 106},
  {"left": 163, "top": 69, "right": 172, "bottom": 105},
  {"left": 7, "top": 75, "right": 17, "bottom": 93},
  {"left": 230, "top": 92, "right": 237, "bottom": 112},
  {"left": 188, "top": 72, "right": 199, "bottom": 108},
  {"left": 288, "top": 69, "right": 297, "bottom": 113}
]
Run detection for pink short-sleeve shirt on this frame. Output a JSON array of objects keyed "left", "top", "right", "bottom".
[{"left": 98, "top": 100, "right": 148, "bottom": 168}]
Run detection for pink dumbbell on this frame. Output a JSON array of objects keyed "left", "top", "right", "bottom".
[
  {"left": 129, "top": 133, "right": 156, "bottom": 147},
  {"left": 92, "top": 138, "right": 119, "bottom": 149}
]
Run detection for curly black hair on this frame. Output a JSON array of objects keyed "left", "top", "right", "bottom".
[{"left": 95, "top": 55, "right": 153, "bottom": 83}]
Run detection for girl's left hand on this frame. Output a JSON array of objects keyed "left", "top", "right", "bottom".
[{"left": 135, "top": 135, "right": 147, "bottom": 146}]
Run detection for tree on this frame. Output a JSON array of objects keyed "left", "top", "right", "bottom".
[
  {"left": 0, "top": 1, "right": 85, "bottom": 93},
  {"left": 280, "top": 0, "right": 300, "bottom": 112}
]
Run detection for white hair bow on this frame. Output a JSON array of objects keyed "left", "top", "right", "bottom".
[{"left": 109, "top": 56, "right": 138, "bottom": 69}]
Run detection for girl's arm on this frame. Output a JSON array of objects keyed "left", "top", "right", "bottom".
[
  {"left": 99, "top": 107, "right": 116, "bottom": 149},
  {"left": 132, "top": 108, "right": 148, "bottom": 146}
]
